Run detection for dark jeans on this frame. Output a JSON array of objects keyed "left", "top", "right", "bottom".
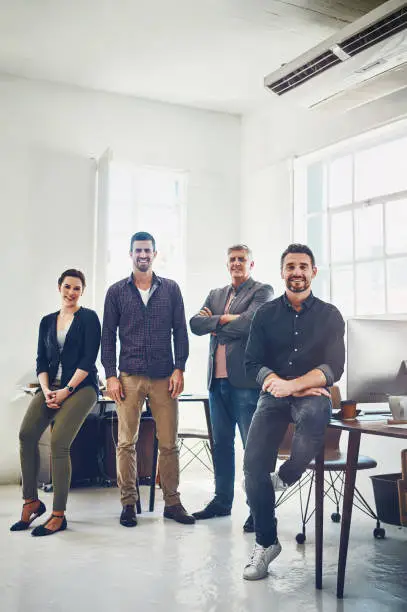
[
  {"left": 209, "top": 378, "right": 259, "bottom": 509},
  {"left": 243, "top": 392, "right": 331, "bottom": 547}
]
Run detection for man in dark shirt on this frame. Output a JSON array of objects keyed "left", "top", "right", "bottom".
[
  {"left": 242, "top": 244, "right": 345, "bottom": 580},
  {"left": 101, "top": 231, "right": 195, "bottom": 527}
]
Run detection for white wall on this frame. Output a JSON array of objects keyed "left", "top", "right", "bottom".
[
  {"left": 241, "top": 89, "right": 407, "bottom": 477},
  {"left": 0, "top": 76, "right": 241, "bottom": 482}
]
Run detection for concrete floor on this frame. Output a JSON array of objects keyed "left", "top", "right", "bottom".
[{"left": 1, "top": 467, "right": 406, "bottom": 612}]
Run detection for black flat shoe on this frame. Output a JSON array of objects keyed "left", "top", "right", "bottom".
[
  {"left": 31, "top": 514, "right": 67, "bottom": 537},
  {"left": 10, "top": 500, "right": 46, "bottom": 532}
]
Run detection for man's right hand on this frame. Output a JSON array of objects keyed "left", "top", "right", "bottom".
[
  {"left": 262, "top": 373, "right": 283, "bottom": 393},
  {"left": 107, "top": 376, "right": 125, "bottom": 404},
  {"left": 199, "top": 307, "right": 212, "bottom": 317}
]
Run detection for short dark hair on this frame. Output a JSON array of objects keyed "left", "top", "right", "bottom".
[
  {"left": 130, "top": 232, "right": 156, "bottom": 252},
  {"left": 227, "top": 244, "right": 253, "bottom": 259},
  {"left": 58, "top": 269, "right": 86, "bottom": 288},
  {"left": 280, "top": 244, "right": 316, "bottom": 269}
]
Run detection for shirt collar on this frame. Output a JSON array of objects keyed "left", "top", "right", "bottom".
[
  {"left": 283, "top": 291, "right": 315, "bottom": 311},
  {"left": 127, "top": 272, "right": 162, "bottom": 287}
]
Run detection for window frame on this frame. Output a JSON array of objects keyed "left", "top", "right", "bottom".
[{"left": 294, "top": 120, "right": 407, "bottom": 317}]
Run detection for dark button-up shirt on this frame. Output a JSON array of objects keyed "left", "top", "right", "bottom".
[
  {"left": 101, "top": 273, "right": 189, "bottom": 379},
  {"left": 245, "top": 292, "right": 345, "bottom": 388}
]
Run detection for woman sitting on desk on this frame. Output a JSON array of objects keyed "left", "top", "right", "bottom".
[{"left": 10, "top": 269, "right": 101, "bottom": 536}]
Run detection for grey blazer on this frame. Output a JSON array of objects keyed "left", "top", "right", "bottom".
[{"left": 190, "top": 278, "right": 274, "bottom": 389}]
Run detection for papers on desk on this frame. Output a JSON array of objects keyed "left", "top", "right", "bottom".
[
  {"left": 356, "top": 414, "right": 389, "bottom": 422},
  {"left": 357, "top": 402, "right": 390, "bottom": 414}
]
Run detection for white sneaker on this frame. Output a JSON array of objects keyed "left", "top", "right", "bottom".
[
  {"left": 243, "top": 540, "right": 282, "bottom": 580},
  {"left": 270, "top": 472, "right": 288, "bottom": 492}
]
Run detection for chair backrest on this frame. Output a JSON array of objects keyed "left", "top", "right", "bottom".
[{"left": 278, "top": 386, "right": 342, "bottom": 461}]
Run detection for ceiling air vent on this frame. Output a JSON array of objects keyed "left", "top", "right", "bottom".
[
  {"left": 267, "top": 51, "right": 341, "bottom": 95},
  {"left": 264, "top": 0, "right": 407, "bottom": 112},
  {"left": 342, "top": 4, "right": 407, "bottom": 56}
]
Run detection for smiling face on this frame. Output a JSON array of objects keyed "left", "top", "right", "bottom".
[
  {"left": 130, "top": 239, "right": 157, "bottom": 273},
  {"left": 227, "top": 249, "right": 254, "bottom": 285},
  {"left": 281, "top": 252, "right": 317, "bottom": 295},
  {"left": 58, "top": 276, "right": 83, "bottom": 308}
]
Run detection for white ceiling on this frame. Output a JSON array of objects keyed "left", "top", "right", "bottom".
[{"left": 0, "top": 0, "right": 384, "bottom": 114}]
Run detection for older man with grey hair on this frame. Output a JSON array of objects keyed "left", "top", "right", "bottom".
[{"left": 190, "top": 244, "right": 273, "bottom": 530}]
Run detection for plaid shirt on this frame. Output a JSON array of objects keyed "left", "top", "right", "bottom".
[{"left": 101, "top": 273, "right": 189, "bottom": 379}]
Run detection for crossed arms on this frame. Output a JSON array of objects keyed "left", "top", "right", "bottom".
[{"left": 190, "top": 284, "right": 274, "bottom": 342}]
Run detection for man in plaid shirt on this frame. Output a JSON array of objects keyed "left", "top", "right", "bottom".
[{"left": 101, "top": 231, "right": 195, "bottom": 527}]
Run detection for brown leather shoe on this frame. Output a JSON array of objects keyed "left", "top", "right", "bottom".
[{"left": 164, "top": 503, "right": 196, "bottom": 525}]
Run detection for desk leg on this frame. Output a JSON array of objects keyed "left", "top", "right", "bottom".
[
  {"left": 315, "top": 443, "right": 325, "bottom": 590},
  {"left": 203, "top": 399, "right": 215, "bottom": 459},
  {"left": 337, "top": 430, "right": 361, "bottom": 599}
]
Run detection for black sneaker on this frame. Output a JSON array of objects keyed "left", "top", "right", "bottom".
[
  {"left": 243, "top": 514, "right": 254, "bottom": 533},
  {"left": 192, "top": 498, "right": 231, "bottom": 520},
  {"left": 120, "top": 504, "right": 137, "bottom": 527}
]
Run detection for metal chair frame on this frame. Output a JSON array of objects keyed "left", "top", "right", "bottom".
[{"left": 178, "top": 430, "right": 213, "bottom": 473}]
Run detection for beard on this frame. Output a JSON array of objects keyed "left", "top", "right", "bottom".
[
  {"left": 135, "top": 258, "right": 151, "bottom": 272},
  {"left": 286, "top": 276, "right": 310, "bottom": 293}
]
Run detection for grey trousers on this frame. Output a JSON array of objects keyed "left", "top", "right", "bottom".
[
  {"left": 244, "top": 392, "right": 331, "bottom": 547},
  {"left": 19, "top": 386, "right": 97, "bottom": 511}
]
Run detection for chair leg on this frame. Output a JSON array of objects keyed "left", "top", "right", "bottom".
[
  {"left": 136, "top": 479, "right": 142, "bottom": 514},
  {"left": 149, "top": 433, "right": 159, "bottom": 512}
]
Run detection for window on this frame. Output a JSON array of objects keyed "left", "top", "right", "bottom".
[
  {"left": 106, "top": 163, "right": 187, "bottom": 290},
  {"left": 295, "top": 129, "right": 407, "bottom": 317}
]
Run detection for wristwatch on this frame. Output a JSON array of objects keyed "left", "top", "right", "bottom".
[{"left": 65, "top": 385, "right": 75, "bottom": 394}]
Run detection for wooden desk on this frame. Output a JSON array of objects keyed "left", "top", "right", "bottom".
[{"left": 315, "top": 418, "right": 407, "bottom": 598}]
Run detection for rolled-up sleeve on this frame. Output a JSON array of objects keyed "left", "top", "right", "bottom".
[
  {"left": 77, "top": 311, "right": 101, "bottom": 372},
  {"left": 101, "top": 286, "right": 120, "bottom": 379},
  {"left": 316, "top": 308, "right": 345, "bottom": 385}
]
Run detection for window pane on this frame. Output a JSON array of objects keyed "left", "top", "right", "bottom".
[
  {"left": 355, "top": 261, "right": 385, "bottom": 315},
  {"left": 387, "top": 258, "right": 407, "bottom": 314},
  {"left": 307, "top": 214, "right": 328, "bottom": 266},
  {"left": 386, "top": 199, "right": 407, "bottom": 255},
  {"left": 354, "top": 137, "right": 407, "bottom": 200},
  {"left": 312, "top": 269, "right": 330, "bottom": 301},
  {"left": 354, "top": 204, "right": 383, "bottom": 260},
  {"left": 330, "top": 211, "right": 353, "bottom": 263},
  {"left": 331, "top": 265, "right": 354, "bottom": 316},
  {"left": 328, "top": 155, "right": 352, "bottom": 208},
  {"left": 307, "top": 162, "right": 326, "bottom": 213}
]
